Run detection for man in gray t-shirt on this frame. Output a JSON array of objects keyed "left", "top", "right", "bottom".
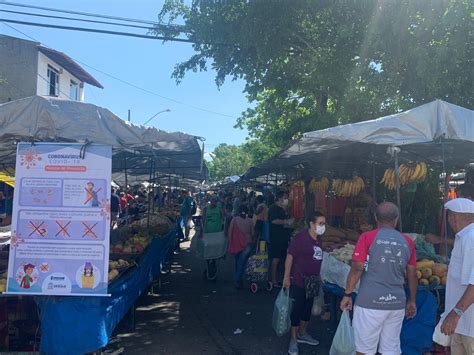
[{"left": 340, "top": 202, "right": 418, "bottom": 355}]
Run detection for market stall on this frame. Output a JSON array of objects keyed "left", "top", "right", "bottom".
[
  {"left": 242, "top": 100, "right": 473, "bottom": 353},
  {"left": 0, "top": 96, "right": 201, "bottom": 352},
  {"left": 36, "top": 228, "right": 176, "bottom": 355}
]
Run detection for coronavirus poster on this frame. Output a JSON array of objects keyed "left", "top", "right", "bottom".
[{"left": 6, "top": 143, "right": 111, "bottom": 296}]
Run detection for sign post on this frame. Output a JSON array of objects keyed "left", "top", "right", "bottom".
[{"left": 6, "top": 142, "right": 112, "bottom": 296}]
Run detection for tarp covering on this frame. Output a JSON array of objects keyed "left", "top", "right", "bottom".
[
  {"left": 243, "top": 100, "right": 474, "bottom": 179},
  {"left": 0, "top": 96, "right": 207, "bottom": 180},
  {"left": 0, "top": 96, "right": 146, "bottom": 164}
]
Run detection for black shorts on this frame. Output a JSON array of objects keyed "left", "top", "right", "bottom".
[
  {"left": 269, "top": 236, "right": 289, "bottom": 260},
  {"left": 290, "top": 285, "right": 313, "bottom": 327}
]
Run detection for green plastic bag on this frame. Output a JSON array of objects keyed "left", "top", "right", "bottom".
[
  {"left": 330, "top": 310, "right": 356, "bottom": 355},
  {"left": 272, "top": 288, "right": 292, "bottom": 336}
]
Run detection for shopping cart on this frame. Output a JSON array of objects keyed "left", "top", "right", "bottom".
[
  {"left": 190, "top": 216, "right": 227, "bottom": 282},
  {"left": 245, "top": 240, "right": 273, "bottom": 293}
]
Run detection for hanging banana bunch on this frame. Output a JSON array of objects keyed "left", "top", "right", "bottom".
[
  {"left": 381, "top": 162, "right": 428, "bottom": 190},
  {"left": 308, "top": 177, "right": 330, "bottom": 194},
  {"left": 332, "top": 176, "right": 365, "bottom": 197}
]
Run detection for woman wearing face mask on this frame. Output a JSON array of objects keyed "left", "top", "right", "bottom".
[
  {"left": 268, "top": 191, "right": 294, "bottom": 287},
  {"left": 283, "top": 211, "right": 326, "bottom": 355}
]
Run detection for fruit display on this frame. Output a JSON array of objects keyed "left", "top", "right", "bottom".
[
  {"left": 108, "top": 259, "right": 134, "bottom": 284},
  {"left": 111, "top": 232, "right": 151, "bottom": 255},
  {"left": 139, "top": 214, "right": 172, "bottom": 236},
  {"left": 308, "top": 177, "right": 330, "bottom": 194},
  {"left": 321, "top": 226, "right": 360, "bottom": 251},
  {"left": 416, "top": 259, "right": 448, "bottom": 287},
  {"left": 332, "top": 176, "right": 365, "bottom": 197},
  {"left": 381, "top": 162, "right": 428, "bottom": 190},
  {"left": 329, "top": 244, "right": 356, "bottom": 264}
]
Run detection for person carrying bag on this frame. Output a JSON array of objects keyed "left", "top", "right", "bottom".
[
  {"left": 228, "top": 205, "right": 254, "bottom": 289},
  {"left": 282, "top": 212, "right": 326, "bottom": 355}
]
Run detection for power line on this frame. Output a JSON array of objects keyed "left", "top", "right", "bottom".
[
  {"left": 1, "top": 1, "right": 189, "bottom": 31},
  {"left": 1, "top": 22, "right": 239, "bottom": 120},
  {"left": 0, "top": 9, "right": 159, "bottom": 31},
  {"left": 0, "top": 18, "right": 193, "bottom": 42},
  {"left": 37, "top": 72, "right": 73, "bottom": 100}
]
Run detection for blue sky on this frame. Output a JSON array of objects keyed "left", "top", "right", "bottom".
[{"left": 0, "top": 0, "right": 249, "bottom": 154}]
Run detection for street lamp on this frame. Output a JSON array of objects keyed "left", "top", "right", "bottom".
[{"left": 143, "top": 109, "right": 171, "bottom": 126}]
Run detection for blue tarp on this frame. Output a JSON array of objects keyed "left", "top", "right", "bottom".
[
  {"left": 401, "top": 289, "right": 437, "bottom": 354},
  {"left": 324, "top": 283, "right": 437, "bottom": 353},
  {"left": 36, "top": 230, "right": 176, "bottom": 355}
]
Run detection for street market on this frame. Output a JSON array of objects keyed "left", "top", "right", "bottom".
[{"left": 0, "top": 2, "right": 473, "bottom": 354}]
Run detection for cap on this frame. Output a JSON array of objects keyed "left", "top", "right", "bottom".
[{"left": 445, "top": 198, "right": 474, "bottom": 214}]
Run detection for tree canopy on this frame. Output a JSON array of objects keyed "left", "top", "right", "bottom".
[{"left": 155, "top": 0, "right": 473, "bottom": 179}]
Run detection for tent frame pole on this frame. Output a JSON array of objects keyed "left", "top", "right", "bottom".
[
  {"left": 394, "top": 147, "right": 403, "bottom": 231},
  {"left": 124, "top": 156, "right": 128, "bottom": 194},
  {"left": 441, "top": 136, "right": 449, "bottom": 258}
]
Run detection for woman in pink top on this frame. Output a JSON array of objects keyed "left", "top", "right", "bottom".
[{"left": 229, "top": 205, "right": 255, "bottom": 289}]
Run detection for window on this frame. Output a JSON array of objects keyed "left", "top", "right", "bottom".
[
  {"left": 70, "top": 80, "right": 79, "bottom": 101},
  {"left": 47, "top": 65, "right": 59, "bottom": 97}
]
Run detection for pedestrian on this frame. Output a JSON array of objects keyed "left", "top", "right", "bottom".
[
  {"left": 253, "top": 195, "right": 268, "bottom": 241},
  {"left": 202, "top": 195, "right": 225, "bottom": 234},
  {"left": 110, "top": 188, "right": 121, "bottom": 227},
  {"left": 340, "top": 202, "right": 418, "bottom": 355},
  {"left": 268, "top": 191, "right": 294, "bottom": 287},
  {"left": 229, "top": 205, "right": 255, "bottom": 289},
  {"left": 179, "top": 190, "right": 195, "bottom": 240},
  {"left": 441, "top": 198, "right": 474, "bottom": 353},
  {"left": 283, "top": 211, "right": 326, "bottom": 355}
]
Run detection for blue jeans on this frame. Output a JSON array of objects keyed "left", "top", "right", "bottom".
[{"left": 234, "top": 243, "right": 255, "bottom": 284}]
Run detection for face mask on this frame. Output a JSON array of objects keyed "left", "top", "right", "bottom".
[
  {"left": 316, "top": 225, "right": 326, "bottom": 236},
  {"left": 281, "top": 199, "right": 289, "bottom": 207}
]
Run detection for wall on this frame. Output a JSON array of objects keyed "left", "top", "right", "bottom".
[
  {"left": 36, "top": 52, "right": 84, "bottom": 101},
  {"left": 0, "top": 36, "right": 38, "bottom": 104}
]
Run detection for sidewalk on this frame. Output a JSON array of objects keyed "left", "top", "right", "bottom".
[{"left": 106, "top": 238, "right": 334, "bottom": 354}]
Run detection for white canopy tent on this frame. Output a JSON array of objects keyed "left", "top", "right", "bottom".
[
  {"left": 0, "top": 96, "right": 207, "bottom": 182},
  {"left": 243, "top": 100, "right": 474, "bottom": 180}
]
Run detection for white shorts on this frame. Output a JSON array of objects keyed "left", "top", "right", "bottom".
[{"left": 353, "top": 305, "right": 405, "bottom": 355}]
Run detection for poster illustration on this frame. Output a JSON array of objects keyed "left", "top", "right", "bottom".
[{"left": 6, "top": 143, "right": 112, "bottom": 296}]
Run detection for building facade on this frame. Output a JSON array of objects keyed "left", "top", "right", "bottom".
[{"left": 0, "top": 35, "right": 103, "bottom": 104}]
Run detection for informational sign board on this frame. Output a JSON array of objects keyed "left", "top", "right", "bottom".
[{"left": 6, "top": 143, "right": 111, "bottom": 296}]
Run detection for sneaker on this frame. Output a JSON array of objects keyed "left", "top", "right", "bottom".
[
  {"left": 297, "top": 333, "right": 319, "bottom": 346},
  {"left": 288, "top": 339, "right": 299, "bottom": 355}
]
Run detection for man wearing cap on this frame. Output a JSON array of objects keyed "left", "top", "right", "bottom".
[{"left": 442, "top": 198, "right": 474, "bottom": 354}]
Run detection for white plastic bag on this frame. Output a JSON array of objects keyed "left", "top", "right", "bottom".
[
  {"left": 433, "top": 315, "right": 451, "bottom": 347},
  {"left": 272, "top": 288, "right": 292, "bottom": 336},
  {"left": 329, "top": 310, "right": 356, "bottom": 355},
  {"left": 312, "top": 285, "right": 324, "bottom": 316}
]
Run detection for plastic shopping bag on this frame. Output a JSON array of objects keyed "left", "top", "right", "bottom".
[
  {"left": 311, "top": 285, "right": 324, "bottom": 316},
  {"left": 433, "top": 314, "right": 451, "bottom": 347},
  {"left": 272, "top": 288, "right": 292, "bottom": 336},
  {"left": 329, "top": 310, "right": 356, "bottom": 355}
]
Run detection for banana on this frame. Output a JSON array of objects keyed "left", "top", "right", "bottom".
[{"left": 412, "top": 163, "right": 422, "bottom": 182}]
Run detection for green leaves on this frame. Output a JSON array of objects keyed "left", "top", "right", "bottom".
[
  {"left": 156, "top": 0, "right": 472, "bottom": 152},
  {"left": 207, "top": 140, "right": 278, "bottom": 182}
]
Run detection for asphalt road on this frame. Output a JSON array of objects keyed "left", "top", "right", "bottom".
[{"left": 107, "top": 237, "right": 335, "bottom": 355}]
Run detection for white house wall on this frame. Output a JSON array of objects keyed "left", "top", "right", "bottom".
[{"left": 36, "top": 52, "right": 85, "bottom": 101}]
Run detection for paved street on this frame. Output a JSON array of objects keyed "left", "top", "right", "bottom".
[{"left": 107, "top": 237, "right": 335, "bottom": 355}]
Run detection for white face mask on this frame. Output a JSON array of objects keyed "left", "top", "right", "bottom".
[
  {"left": 316, "top": 225, "right": 326, "bottom": 236},
  {"left": 281, "top": 199, "right": 289, "bottom": 207}
]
